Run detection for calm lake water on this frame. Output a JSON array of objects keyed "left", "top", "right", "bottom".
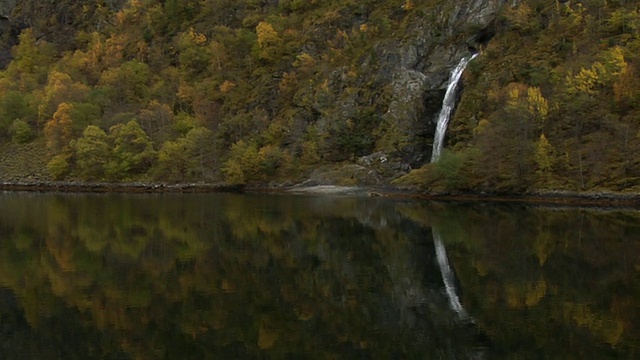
[{"left": 0, "top": 192, "right": 637, "bottom": 359}]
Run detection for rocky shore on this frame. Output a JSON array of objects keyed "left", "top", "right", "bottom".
[
  {"left": 2, "top": 180, "right": 639, "bottom": 208},
  {"left": 0, "top": 181, "right": 245, "bottom": 194},
  {"left": 408, "top": 190, "right": 640, "bottom": 208}
]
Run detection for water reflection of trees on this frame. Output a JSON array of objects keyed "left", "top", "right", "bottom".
[
  {"left": 0, "top": 193, "right": 478, "bottom": 359},
  {"left": 2, "top": 194, "right": 636, "bottom": 358},
  {"left": 429, "top": 203, "right": 640, "bottom": 359}
]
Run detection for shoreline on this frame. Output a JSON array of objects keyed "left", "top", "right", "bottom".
[
  {"left": 1, "top": 181, "right": 640, "bottom": 208},
  {"left": 409, "top": 191, "right": 640, "bottom": 208},
  {"left": 0, "top": 181, "right": 245, "bottom": 194}
]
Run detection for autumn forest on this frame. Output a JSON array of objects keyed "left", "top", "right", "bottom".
[{"left": 1, "top": 0, "right": 640, "bottom": 193}]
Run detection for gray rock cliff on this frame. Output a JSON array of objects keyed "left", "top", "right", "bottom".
[
  {"left": 0, "top": 0, "right": 16, "bottom": 18},
  {"left": 308, "top": 0, "right": 508, "bottom": 183},
  {"left": 374, "top": 0, "right": 506, "bottom": 168},
  {"left": 0, "top": 0, "right": 18, "bottom": 68}
]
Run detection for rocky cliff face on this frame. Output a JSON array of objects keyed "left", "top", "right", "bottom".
[
  {"left": 0, "top": 0, "right": 510, "bottom": 186},
  {"left": 374, "top": 0, "right": 506, "bottom": 168},
  {"left": 0, "top": 0, "right": 16, "bottom": 18},
  {"left": 0, "top": 0, "right": 18, "bottom": 68},
  {"left": 307, "top": 0, "right": 509, "bottom": 184}
]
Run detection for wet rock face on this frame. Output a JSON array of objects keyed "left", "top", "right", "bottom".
[
  {"left": 0, "top": 19, "right": 11, "bottom": 68},
  {"left": 456, "top": 0, "right": 506, "bottom": 30},
  {"left": 374, "top": 70, "right": 431, "bottom": 167},
  {"left": 373, "top": 0, "right": 507, "bottom": 169},
  {"left": 0, "top": 0, "right": 18, "bottom": 69},
  {"left": 0, "top": 1, "right": 16, "bottom": 18}
]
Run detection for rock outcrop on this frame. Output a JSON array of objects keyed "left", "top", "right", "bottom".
[
  {"left": 297, "top": 0, "right": 510, "bottom": 184},
  {"left": 0, "top": 0, "right": 16, "bottom": 18},
  {"left": 0, "top": 0, "right": 18, "bottom": 68},
  {"left": 307, "top": 0, "right": 508, "bottom": 183},
  {"left": 0, "top": 0, "right": 511, "bottom": 186},
  {"left": 373, "top": 0, "right": 506, "bottom": 169}
]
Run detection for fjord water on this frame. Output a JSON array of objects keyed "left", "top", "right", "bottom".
[{"left": 0, "top": 193, "right": 638, "bottom": 359}]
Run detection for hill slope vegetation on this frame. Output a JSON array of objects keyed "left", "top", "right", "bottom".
[{"left": 0, "top": 0, "right": 638, "bottom": 194}]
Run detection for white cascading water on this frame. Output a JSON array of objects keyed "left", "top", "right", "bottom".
[
  {"left": 430, "top": 53, "right": 478, "bottom": 163},
  {"left": 430, "top": 54, "right": 477, "bottom": 320},
  {"left": 433, "top": 228, "right": 469, "bottom": 320}
]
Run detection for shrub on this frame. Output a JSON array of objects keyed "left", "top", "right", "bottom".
[
  {"left": 47, "top": 154, "right": 70, "bottom": 180},
  {"left": 10, "top": 119, "right": 33, "bottom": 144}
]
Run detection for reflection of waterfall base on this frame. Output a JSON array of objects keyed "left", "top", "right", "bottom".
[{"left": 433, "top": 228, "right": 470, "bottom": 320}]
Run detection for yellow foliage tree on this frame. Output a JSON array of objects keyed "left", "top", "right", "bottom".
[
  {"left": 613, "top": 64, "right": 640, "bottom": 108},
  {"left": 188, "top": 27, "right": 208, "bottom": 46},
  {"left": 566, "top": 67, "right": 599, "bottom": 95},
  {"left": 505, "top": 83, "right": 548, "bottom": 128},
  {"left": 210, "top": 41, "right": 227, "bottom": 70},
  {"left": 566, "top": 47, "right": 628, "bottom": 96},
  {"left": 38, "top": 71, "right": 90, "bottom": 123},
  {"left": 534, "top": 133, "right": 555, "bottom": 185},
  {"left": 7, "top": 28, "right": 56, "bottom": 91},
  {"left": 401, "top": 0, "right": 414, "bottom": 11},
  {"left": 256, "top": 22, "right": 278, "bottom": 48},
  {"left": 526, "top": 87, "right": 549, "bottom": 125},
  {"left": 294, "top": 53, "right": 316, "bottom": 69},
  {"left": 219, "top": 80, "right": 237, "bottom": 93},
  {"left": 256, "top": 21, "right": 283, "bottom": 61},
  {"left": 505, "top": 2, "right": 536, "bottom": 33},
  {"left": 44, "top": 103, "right": 74, "bottom": 154},
  {"left": 600, "top": 46, "right": 628, "bottom": 83}
]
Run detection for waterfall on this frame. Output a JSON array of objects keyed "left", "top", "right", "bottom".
[
  {"left": 425, "top": 54, "right": 477, "bottom": 326},
  {"left": 431, "top": 53, "right": 478, "bottom": 163},
  {"left": 433, "top": 227, "right": 470, "bottom": 320}
]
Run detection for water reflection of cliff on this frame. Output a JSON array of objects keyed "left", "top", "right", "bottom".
[
  {"left": 0, "top": 193, "right": 480, "bottom": 359},
  {"left": 427, "top": 203, "right": 640, "bottom": 359},
  {"left": 1, "top": 193, "right": 637, "bottom": 358}
]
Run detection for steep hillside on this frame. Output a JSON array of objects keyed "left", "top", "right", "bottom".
[
  {"left": 440, "top": 0, "right": 640, "bottom": 193},
  {"left": 0, "top": 0, "right": 637, "bottom": 194},
  {"left": 0, "top": 139, "right": 48, "bottom": 182}
]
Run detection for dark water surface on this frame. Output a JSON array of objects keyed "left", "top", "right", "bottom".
[{"left": 0, "top": 192, "right": 637, "bottom": 359}]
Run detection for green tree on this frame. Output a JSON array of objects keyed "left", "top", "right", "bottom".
[
  {"left": 222, "top": 140, "right": 260, "bottom": 184},
  {"left": 46, "top": 154, "right": 70, "bottom": 180},
  {"left": 155, "top": 127, "right": 214, "bottom": 181},
  {"left": 68, "top": 102, "right": 102, "bottom": 134},
  {"left": 98, "top": 60, "right": 150, "bottom": 106},
  {"left": 0, "top": 91, "right": 34, "bottom": 135},
  {"left": 185, "top": 127, "right": 215, "bottom": 178},
  {"left": 107, "top": 120, "right": 155, "bottom": 179},
  {"left": 432, "top": 150, "right": 476, "bottom": 191},
  {"left": 258, "top": 144, "right": 290, "bottom": 179},
  {"left": 606, "top": 8, "right": 640, "bottom": 35},
  {"left": 38, "top": 71, "right": 90, "bottom": 125},
  {"left": 149, "top": 67, "right": 181, "bottom": 108},
  {"left": 137, "top": 100, "right": 175, "bottom": 145},
  {"left": 75, "top": 125, "right": 111, "bottom": 180},
  {"left": 173, "top": 112, "right": 199, "bottom": 136},
  {"left": 176, "top": 28, "right": 212, "bottom": 79},
  {"left": 156, "top": 138, "right": 191, "bottom": 181},
  {"left": 6, "top": 28, "right": 56, "bottom": 90},
  {"left": 9, "top": 119, "right": 34, "bottom": 144},
  {"left": 534, "top": 133, "right": 556, "bottom": 187},
  {"left": 505, "top": 2, "right": 537, "bottom": 34}
]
